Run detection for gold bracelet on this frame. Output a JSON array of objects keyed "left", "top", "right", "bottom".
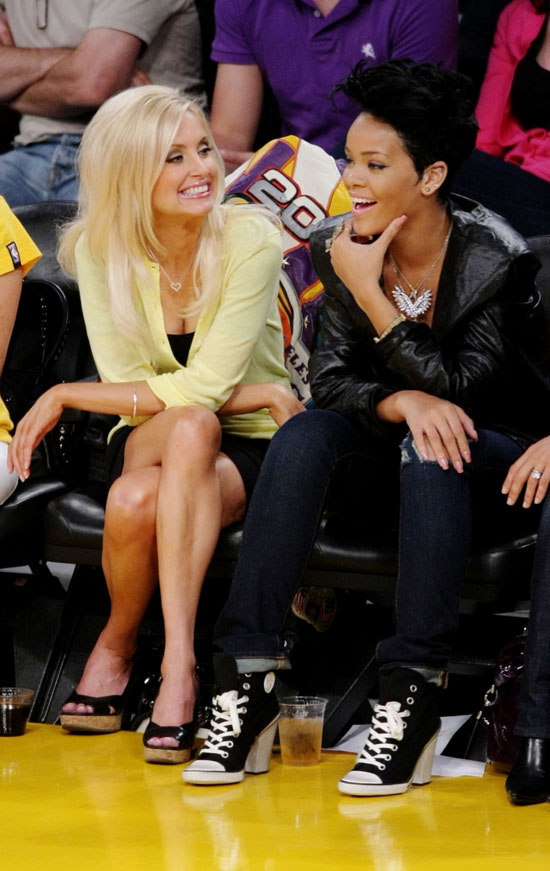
[
  {"left": 373, "top": 313, "right": 406, "bottom": 344},
  {"left": 132, "top": 382, "right": 137, "bottom": 418}
]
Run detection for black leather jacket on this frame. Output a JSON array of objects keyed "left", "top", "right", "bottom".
[{"left": 309, "top": 196, "right": 550, "bottom": 444}]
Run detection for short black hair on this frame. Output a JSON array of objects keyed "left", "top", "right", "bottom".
[{"left": 334, "top": 59, "right": 479, "bottom": 200}]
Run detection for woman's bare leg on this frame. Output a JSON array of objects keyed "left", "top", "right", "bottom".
[
  {"left": 62, "top": 466, "right": 160, "bottom": 713},
  {"left": 64, "top": 405, "right": 247, "bottom": 742},
  {"left": 136, "top": 407, "right": 246, "bottom": 747}
]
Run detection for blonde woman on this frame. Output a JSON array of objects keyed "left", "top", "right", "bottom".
[{"left": 9, "top": 85, "right": 303, "bottom": 763}]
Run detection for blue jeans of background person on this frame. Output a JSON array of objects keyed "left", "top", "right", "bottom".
[
  {"left": 516, "top": 492, "right": 550, "bottom": 739},
  {"left": 0, "top": 135, "right": 80, "bottom": 206},
  {"left": 215, "top": 410, "right": 532, "bottom": 676},
  {"left": 453, "top": 148, "right": 550, "bottom": 238}
]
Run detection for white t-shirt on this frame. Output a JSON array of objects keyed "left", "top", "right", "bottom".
[{"left": 4, "top": 0, "right": 206, "bottom": 143}]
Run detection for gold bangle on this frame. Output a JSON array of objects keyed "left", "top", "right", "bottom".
[
  {"left": 132, "top": 382, "right": 137, "bottom": 418},
  {"left": 373, "top": 313, "right": 406, "bottom": 344}
]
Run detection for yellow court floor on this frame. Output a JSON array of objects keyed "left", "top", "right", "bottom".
[{"left": 1, "top": 723, "right": 549, "bottom": 871}]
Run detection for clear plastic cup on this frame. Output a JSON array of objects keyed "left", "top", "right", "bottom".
[
  {"left": 0, "top": 687, "right": 34, "bottom": 736},
  {"left": 278, "top": 696, "right": 328, "bottom": 766}
]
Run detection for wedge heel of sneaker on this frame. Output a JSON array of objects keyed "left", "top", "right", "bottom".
[
  {"left": 339, "top": 730, "right": 439, "bottom": 797},
  {"left": 184, "top": 716, "right": 279, "bottom": 785}
]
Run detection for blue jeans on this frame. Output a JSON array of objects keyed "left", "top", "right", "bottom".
[
  {"left": 0, "top": 135, "right": 80, "bottom": 205},
  {"left": 215, "top": 409, "right": 532, "bottom": 673},
  {"left": 214, "top": 409, "right": 399, "bottom": 670},
  {"left": 376, "top": 428, "right": 530, "bottom": 671}
]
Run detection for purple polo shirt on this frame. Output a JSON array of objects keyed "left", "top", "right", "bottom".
[{"left": 212, "top": 0, "right": 458, "bottom": 154}]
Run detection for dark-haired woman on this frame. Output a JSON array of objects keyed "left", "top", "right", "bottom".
[{"left": 184, "top": 59, "right": 550, "bottom": 795}]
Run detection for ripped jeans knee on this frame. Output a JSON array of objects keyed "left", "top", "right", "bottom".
[{"left": 399, "top": 431, "right": 437, "bottom": 466}]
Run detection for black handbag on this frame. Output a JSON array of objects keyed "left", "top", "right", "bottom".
[{"left": 480, "top": 630, "right": 527, "bottom": 770}]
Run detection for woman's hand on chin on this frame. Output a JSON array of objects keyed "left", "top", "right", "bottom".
[
  {"left": 502, "top": 436, "right": 550, "bottom": 508},
  {"left": 8, "top": 385, "right": 66, "bottom": 481},
  {"left": 329, "top": 215, "right": 407, "bottom": 305}
]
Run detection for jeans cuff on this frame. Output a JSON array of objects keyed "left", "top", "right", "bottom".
[
  {"left": 235, "top": 656, "right": 291, "bottom": 673},
  {"left": 380, "top": 663, "right": 448, "bottom": 688},
  {"left": 214, "top": 632, "right": 293, "bottom": 671}
]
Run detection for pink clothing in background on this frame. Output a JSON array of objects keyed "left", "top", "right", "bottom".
[{"left": 475, "top": 0, "right": 550, "bottom": 181}]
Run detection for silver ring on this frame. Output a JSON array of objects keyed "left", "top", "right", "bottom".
[
  {"left": 325, "top": 221, "right": 345, "bottom": 253},
  {"left": 531, "top": 469, "right": 542, "bottom": 480}
]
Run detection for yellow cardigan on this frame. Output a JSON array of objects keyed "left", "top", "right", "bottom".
[{"left": 75, "top": 212, "right": 291, "bottom": 440}]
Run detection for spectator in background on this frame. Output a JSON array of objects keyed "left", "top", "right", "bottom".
[
  {"left": 209, "top": 0, "right": 459, "bottom": 172},
  {"left": 476, "top": 0, "right": 550, "bottom": 183},
  {"left": 457, "top": 0, "right": 512, "bottom": 98},
  {"left": 0, "top": 195, "right": 41, "bottom": 504},
  {"left": 453, "top": 0, "right": 550, "bottom": 236},
  {"left": 0, "top": 0, "right": 206, "bottom": 205}
]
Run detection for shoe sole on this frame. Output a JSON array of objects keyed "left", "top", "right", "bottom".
[
  {"left": 144, "top": 745, "right": 192, "bottom": 765},
  {"left": 338, "top": 778, "right": 412, "bottom": 797},
  {"left": 183, "top": 767, "right": 245, "bottom": 785},
  {"left": 60, "top": 714, "right": 122, "bottom": 733}
]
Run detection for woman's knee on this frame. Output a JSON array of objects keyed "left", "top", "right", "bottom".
[
  {"left": 162, "top": 405, "right": 221, "bottom": 464},
  {"left": 105, "top": 474, "right": 158, "bottom": 537},
  {"left": 271, "top": 408, "right": 360, "bottom": 464}
]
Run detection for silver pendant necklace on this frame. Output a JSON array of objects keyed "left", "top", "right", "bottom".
[
  {"left": 148, "top": 250, "right": 184, "bottom": 292},
  {"left": 389, "top": 222, "right": 452, "bottom": 320},
  {"left": 157, "top": 260, "right": 183, "bottom": 293}
]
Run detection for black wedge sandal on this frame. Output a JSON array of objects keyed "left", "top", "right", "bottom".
[
  {"left": 143, "top": 721, "right": 195, "bottom": 764},
  {"left": 60, "top": 662, "right": 139, "bottom": 734},
  {"left": 60, "top": 690, "right": 127, "bottom": 734}
]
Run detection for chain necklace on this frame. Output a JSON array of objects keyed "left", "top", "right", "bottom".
[
  {"left": 158, "top": 260, "right": 184, "bottom": 293},
  {"left": 148, "top": 251, "right": 189, "bottom": 293},
  {"left": 389, "top": 222, "right": 452, "bottom": 320}
]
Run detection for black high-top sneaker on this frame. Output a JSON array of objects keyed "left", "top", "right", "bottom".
[
  {"left": 183, "top": 653, "right": 279, "bottom": 785},
  {"left": 338, "top": 668, "right": 441, "bottom": 797}
]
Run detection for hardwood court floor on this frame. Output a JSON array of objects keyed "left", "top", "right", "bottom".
[{"left": 1, "top": 723, "right": 549, "bottom": 870}]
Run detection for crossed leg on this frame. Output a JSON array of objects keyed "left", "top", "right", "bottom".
[{"left": 62, "top": 405, "right": 247, "bottom": 748}]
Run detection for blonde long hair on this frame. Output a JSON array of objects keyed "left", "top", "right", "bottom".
[{"left": 58, "top": 85, "right": 270, "bottom": 350}]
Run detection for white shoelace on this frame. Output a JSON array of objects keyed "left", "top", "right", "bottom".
[
  {"left": 356, "top": 701, "right": 410, "bottom": 771},
  {"left": 200, "top": 690, "right": 249, "bottom": 759}
]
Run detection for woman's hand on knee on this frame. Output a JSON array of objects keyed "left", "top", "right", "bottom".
[
  {"left": 266, "top": 384, "right": 305, "bottom": 428},
  {"left": 502, "top": 436, "right": 550, "bottom": 508},
  {"left": 390, "top": 391, "right": 477, "bottom": 473},
  {"left": 219, "top": 382, "right": 305, "bottom": 428}
]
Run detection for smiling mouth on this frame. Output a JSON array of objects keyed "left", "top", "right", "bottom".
[
  {"left": 352, "top": 197, "right": 376, "bottom": 212},
  {"left": 180, "top": 183, "right": 211, "bottom": 198}
]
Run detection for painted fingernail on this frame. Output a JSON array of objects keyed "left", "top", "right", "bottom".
[{"left": 454, "top": 460, "right": 463, "bottom": 474}]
